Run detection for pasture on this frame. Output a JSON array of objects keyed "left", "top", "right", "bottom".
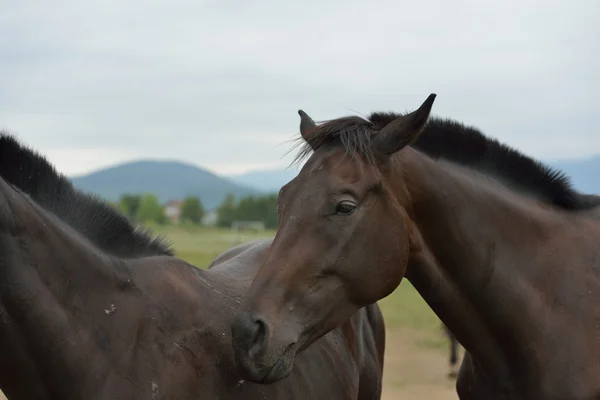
[{"left": 0, "top": 225, "right": 459, "bottom": 400}]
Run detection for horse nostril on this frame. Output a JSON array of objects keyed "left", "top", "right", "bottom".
[
  {"left": 232, "top": 313, "right": 271, "bottom": 361},
  {"left": 248, "top": 317, "right": 269, "bottom": 358}
]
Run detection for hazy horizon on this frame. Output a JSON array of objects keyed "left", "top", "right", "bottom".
[{"left": 67, "top": 151, "right": 600, "bottom": 180}]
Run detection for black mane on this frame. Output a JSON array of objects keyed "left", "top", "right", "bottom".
[
  {"left": 0, "top": 132, "right": 173, "bottom": 258},
  {"left": 293, "top": 112, "right": 597, "bottom": 211}
]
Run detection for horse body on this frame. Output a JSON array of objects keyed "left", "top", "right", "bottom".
[
  {"left": 232, "top": 95, "right": 600, "bottom": 400},
  {"left": 0, "top": 133, "right": 385, "bottom": 399},
  {"left": 403, "top": 153, "right": 600, "bottom": 399},
  {"left": 131, "top": 249, "right": 378, "bottom": 399}
]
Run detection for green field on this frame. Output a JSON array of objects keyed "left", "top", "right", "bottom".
[{"left": 152, "top": 225, "right": 445, "bottom": 348}]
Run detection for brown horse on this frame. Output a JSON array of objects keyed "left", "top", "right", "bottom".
[
  {"left": 231, "top": 95, "right": 600, "bottom": 399},
  {"left": 0, "top": 133, "right": 385, "bottom": 399}
]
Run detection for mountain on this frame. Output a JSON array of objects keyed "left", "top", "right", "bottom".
[
  {"left": 69, "top": 155, "right": 600, "bottom": 212},
  {"left": 550, "top": 155, "right": 600, "bottom": 194},
  {"left": 228, "top": 168, "right": 300, "bottom": 192},
  {"left": 71, "top": 160, "right": 259, "bottom": 210}
]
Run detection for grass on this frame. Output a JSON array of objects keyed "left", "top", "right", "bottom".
[
  {"left": 149, "top": 224, "right": 274, "bottom": 268},
  {"left": 153, "top": 225, "right": 445, "bottom": 344}
]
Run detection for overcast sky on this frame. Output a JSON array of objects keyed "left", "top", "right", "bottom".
[{"left": 1, "top": 0, "right": 598, "bottom": 177}]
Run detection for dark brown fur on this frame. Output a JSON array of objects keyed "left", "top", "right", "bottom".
[{"left": 233, "top": 95, "right": 600, "bottom": 399}]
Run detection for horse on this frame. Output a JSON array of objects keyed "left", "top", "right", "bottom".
[
  {"left": 0, "top": 133, "right": 386, "bottom": 399},
  {"left": 230, "top": 94, "right": 600, "bottom": 399}
]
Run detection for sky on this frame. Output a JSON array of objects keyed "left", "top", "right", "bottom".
[{"left": 1, "top": 0, "right": 598, "bottom": 177}]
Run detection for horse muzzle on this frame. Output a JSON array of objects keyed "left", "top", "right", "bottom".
[{"left": 231, "top": 311, "right": 298, "bottom": 384}]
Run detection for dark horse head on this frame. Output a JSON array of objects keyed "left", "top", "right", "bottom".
[
  {"left": 231, "top": 93, "right": 600, "bottom": 383},
  {"left": 231, "top": 95, "right": 438, "bottom": 382}
]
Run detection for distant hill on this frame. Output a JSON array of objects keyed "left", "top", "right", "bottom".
[
  {"left": 69, "top": 156, "right": 600, "bottom": 212},
  {"left": 228, "top": 168, "right": 300, "bottom": 192},
  {"left": 71, "top": 160, "right": 259, "bottom": 210},
  {"left": 550, "top": 155, "right": 600, "bottom": 195}
]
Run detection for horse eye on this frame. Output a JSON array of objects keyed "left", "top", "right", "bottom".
[{"left": 335, "top": 200, "right": 357, "bottom": 215}]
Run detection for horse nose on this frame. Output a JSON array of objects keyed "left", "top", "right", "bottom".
[
  {"left": 231, "top": 312, "right": 270, "bottom": 360},
  {"left": 247, "top": 316, "right": 269, "bottom": 357},
  {"left": 232, "top": 311, "right": 299, "bottom": 383}
]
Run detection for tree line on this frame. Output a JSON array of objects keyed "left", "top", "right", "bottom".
[
  {"left": 113, "top": 192, "right": 279, "bottom": 229},
  {"left": 215, "top": 193, "right": 278, "bottom": 229},
  {"left": 115, "top": 193, "right": 205, "bottom": 225}
]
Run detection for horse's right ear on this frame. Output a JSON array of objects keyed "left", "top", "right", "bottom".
[
  {"left": 371, "top": 94, "right": 436, "bottom": 156},
  {"left": 298, "top": 110, "right": 317, "bottom": 141}
]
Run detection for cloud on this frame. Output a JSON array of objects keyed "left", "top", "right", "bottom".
[{"left": 0, "top": 0, "right": 598, "bottom": 176}]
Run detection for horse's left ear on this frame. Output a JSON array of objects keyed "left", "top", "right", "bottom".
[
  {"left": 372, "top": 93, "right": 436, "bottom": 156},
  {"left": 298, "top": 110, "right": 317, "bottom": 140}
]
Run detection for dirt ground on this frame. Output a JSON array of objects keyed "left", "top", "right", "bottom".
[
  {"left": 0, "top": 326, "right": 458, "bottom": 400},
  {"left": 381, "top": 327, "right": 458, "bottom": 400}
]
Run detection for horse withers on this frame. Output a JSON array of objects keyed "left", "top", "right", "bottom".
[
  {"left": 231, "top": 95, "right": 600, "bottom": 399},
  {"left": 0, "top": 133, "right": 385, "bottom": 400}
]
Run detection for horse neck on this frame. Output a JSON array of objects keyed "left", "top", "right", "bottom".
[
  {"left": 0, "top": 188, "right": 132, "bottom": 398},
  {"left": 395, "top": 148, "right": 566, "bottom": 380}
]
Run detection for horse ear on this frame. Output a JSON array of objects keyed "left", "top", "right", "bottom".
[
  {"left": 298, "top": 110, "right": 317, "bottom": 141},
  {"left": 371, "top": 93, "right": 436, "bottom": 156}
]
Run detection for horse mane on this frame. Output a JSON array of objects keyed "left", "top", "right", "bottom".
[
  {"left": 292, "top": 112, "right": 591, "bottom": 210},
  {"left": 293, "top": 116, "right": 379, "bottom": 165},
  {"left": 0, "top": 132, "right": 174, "bottom": 258}
]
